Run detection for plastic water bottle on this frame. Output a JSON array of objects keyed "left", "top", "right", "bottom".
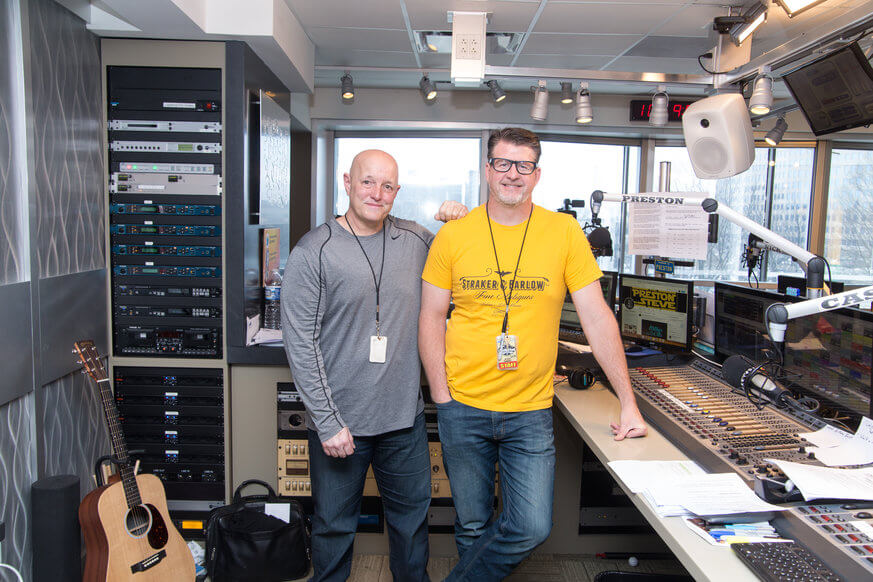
[{"left": 263, "top": 269, "right": 282, "bottom": 330}]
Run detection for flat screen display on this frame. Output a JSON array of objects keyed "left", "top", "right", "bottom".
[
  {"left": 559, "top": 271, "right": 618, "bottom": 342},
  {"left": 714, "top": 282, "right": 872, "bottom": 421},
  {"left": 617, "top": 274, "right": 693, "bottom": 352},
  {"left": 777, "top": 275, "right": 844, "bottom": 297},
  {"left": 782, "top": 43, "right": 873, "bottom": 136}
]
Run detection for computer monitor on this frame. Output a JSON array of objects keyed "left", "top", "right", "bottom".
[
  {"left": 777, "top": 275, "right": 844, "bottom": 297},
  {"left": 617, "top": 273, "right": 693, "bottom": 352},
  {"left": 558, "top": 271, "right": 618, "bottom": 343},
  {"left": 714, "top": 282, "right": 872, "bottom": 423}
]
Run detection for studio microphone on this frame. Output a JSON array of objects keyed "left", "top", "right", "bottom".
[
  {"left": 722, "top": 355, "right": 792, "bottom": 406},
  {"left": 587, "top": 226, "right": 613, "bottom": 257}
]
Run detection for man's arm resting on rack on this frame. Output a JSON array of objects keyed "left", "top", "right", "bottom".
[
  {"left": 571, "top": 281, "right": 648, "bottom": 440},
  {"left": 419, "top": 281, "right": 453, "bottom": 404}
]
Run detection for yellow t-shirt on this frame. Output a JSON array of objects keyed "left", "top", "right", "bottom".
[{"left": 422, "top": 204, "right": 602, "bottom": 411}]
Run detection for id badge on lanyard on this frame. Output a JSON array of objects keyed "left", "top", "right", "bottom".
[{"left": 496, "top": 333, "right": 518, "bottom": 371}]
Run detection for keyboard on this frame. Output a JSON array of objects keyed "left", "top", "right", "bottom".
[{"left": 731, "top": 542, "right": 844, "bottom": 582}]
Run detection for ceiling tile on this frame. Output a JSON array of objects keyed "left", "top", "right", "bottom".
[
  {"left": 511, "top": 54, "right": 614, "bottom": 69},
  {"left": 604, "top": 56, "right": 706, "bottom": 75},
  {"left": 315, "top": 49, "right": 419, "bottom": 68},
  {"left": 306, "top": 27, "right": 414, "bottom": 53},
  {"left": 404, "top": 0, "right": 540, "bottom": 31},
  {"left": 285, "top": 0, "right": 406, "bottom": 29},
  {"left": 535, "top": 3, "right": 684, "bottom": 34},
  {"left": 522, "top": 33, "right": 642, "bottom": 56},
  {"left": 625, "top": 36, "right": 713, "bottom": 58},
  {"left": 654, "top": 5, "right": 729, "bottom": 37}
]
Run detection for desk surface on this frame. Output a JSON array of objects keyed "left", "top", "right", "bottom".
[{"left": 555, "top": 382, "right": 760, "bottom": 582}]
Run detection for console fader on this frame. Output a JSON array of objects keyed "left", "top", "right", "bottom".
[{"left": 629, "top": 359, "right": 873, "bottom": 580}]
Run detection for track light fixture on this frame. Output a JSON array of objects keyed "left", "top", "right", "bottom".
[
  {"left": 649, "top": 85, "right": 669, "bottom": 127},
  {"left": 485, "top": 80, "right": 506, "bottom": 103},
  {"left": 560, "top": 82, "right": 574, "bottom": 104},
  {"left": 341, "top": 73, "right": 355, "bottom": 102},
  {"left": 713, "top": 1, "right": 768, "bottom": 46},
  {"left": 575, "top": 82, "right": 593, "bottom": 124},
  {"left": 748, "top": 67, "right": 773, "bottom": 115},
  {"left": 530, "top": 80, "right": 549, "bottom": 121},
  {"left": 419, "top": 75, "right": 437, "bottom": 101},
  {"left": 765, "top": 117, "right": 788, "bottom": 145},
  {"left": 775, "top": 0, "right": 828, "bottom": 17}
]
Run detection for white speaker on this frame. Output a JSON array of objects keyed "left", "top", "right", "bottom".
[{"left": 681, "top": 93, "right": 754, "bottom": 179}]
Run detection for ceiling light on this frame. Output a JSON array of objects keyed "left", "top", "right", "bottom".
[
  {"left": 713, "top": 1, "right": 768, "bottom": 46},
  {"left": 649, "top": 86, "right": 669, "bottom": 127},
  {"left": 775, "top": 0, "right": 828, "bottom": 17},
  {"left": 530, "top": 80, "right": 549, "bottom": 121},
  {"left": 765, "top": 117, "right": 788, "bottom": 145},
  {"left": 419, "top": 75, "right": 437, "bottom": 101},
  {"left": 560, "top": 82, "right": 574, "bottom": 104},
  {"left": 340, "top": 73, "right": 354, "bottom": 102},
  {"left": 575, "top": 82, "right": 593, "bottom": 124},
  {"left": 749, "top": 67, "right": 773, "bottom": 115},
  {"left": 486, "top": 80, "right": 506, "bottom": 103}
]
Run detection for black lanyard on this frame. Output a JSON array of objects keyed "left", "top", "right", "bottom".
[
  {"left": 486, "top": 205, "right": 533, "bottom": 334},
  {"left": 345, "top": 215, "right": 386, "bottom": 336}
]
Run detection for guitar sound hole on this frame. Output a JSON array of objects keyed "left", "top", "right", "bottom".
[{"left": 126, "top": 505, "right": 152, "bottom": 538}]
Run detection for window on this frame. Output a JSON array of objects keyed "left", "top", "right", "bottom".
[
  {"left": 334, "top": 136, "right": 480, "bottom": 234},
  {"left": 653, "top": 145, "right": 813, "bottom": 283},
  {"left": 824, "top": 148, "right": 873, "bottom": 284},
  {"left": 534, "top": 140, "right": 640, "bottom": 273}
]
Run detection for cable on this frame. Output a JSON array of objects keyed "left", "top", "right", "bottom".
[
  {"left": 0, "top": 563, "right": 24, "bottom": 582},
  {"left": 697, "top": 52, "right": 718, "bottom": 74}
]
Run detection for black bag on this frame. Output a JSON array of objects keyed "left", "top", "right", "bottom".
[{"left": 206, "top": 479, "right": 310, "bottom": 582}]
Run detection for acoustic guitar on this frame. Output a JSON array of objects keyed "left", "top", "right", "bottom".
[{"left": 74, "top": 340, "right": 194, "bottom": 581}]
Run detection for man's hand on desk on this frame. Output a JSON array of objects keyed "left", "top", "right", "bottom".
[{"left": 611, "top": 406, "right": 648, "bottom": 441}]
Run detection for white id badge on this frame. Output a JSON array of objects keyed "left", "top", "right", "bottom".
[
  {"left": 369, "top": 335, "right": 387, "bottom": 363},
  {"left": 496, "top": 334, "right": 518, "bottom": 371}
]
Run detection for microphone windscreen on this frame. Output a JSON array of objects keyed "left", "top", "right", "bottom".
[
  {"left": 722, "top": 354, "right": 755, "bottom": 389},
  {"left": 587, "top": 227, "right": 613, "bottom": 255}
]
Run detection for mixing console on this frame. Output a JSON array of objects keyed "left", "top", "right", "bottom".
[{"left": 627, "top": 358, "right": 873, "bottom": 580}]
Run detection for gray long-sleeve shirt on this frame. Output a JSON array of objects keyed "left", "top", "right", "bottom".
[{"left": 280, "top": 216, "right": 433, "bottom": 441}]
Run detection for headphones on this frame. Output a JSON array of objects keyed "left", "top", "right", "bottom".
[{"left": 557, "top": 364, "right": 597, "bottom": 390}]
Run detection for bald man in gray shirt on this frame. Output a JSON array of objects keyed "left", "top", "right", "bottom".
[{"left": 281, "top": 150, "right": 466, "bottom": 582}]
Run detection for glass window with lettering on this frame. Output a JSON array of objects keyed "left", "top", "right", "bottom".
[
  {"left": 652, "top": 146, "right": 814, "bottom": 283},
  {"left": 825, "top": 148, "right": 873, "bottom": 285},
  {"left": 534, "top": 141, "right": 640, "bottom": 274},
  {"left": 335, "top": 137, "right": 481, "bottom": 234}
]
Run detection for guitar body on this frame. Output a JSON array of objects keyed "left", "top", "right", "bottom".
[{"left": 80, "top": 474, "right": 194, "bottom": 581}]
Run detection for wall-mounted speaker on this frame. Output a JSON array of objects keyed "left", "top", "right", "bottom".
[{"left": 681, "top": 93, "right": 754, "bottom": 179}]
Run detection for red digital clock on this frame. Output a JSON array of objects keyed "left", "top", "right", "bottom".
[{"left": 629, "top": 99, "right": 695, "bottom": 123}]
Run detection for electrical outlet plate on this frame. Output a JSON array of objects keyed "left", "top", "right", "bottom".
[{"left": 450, "top": 11, "right": 487, "bottom": 86}]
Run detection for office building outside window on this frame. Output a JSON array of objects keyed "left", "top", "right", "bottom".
[
  {"left": 825, "top": 148, "right": 873, "bottom": 285},
  {"left": 334, "top": 137, "right": 480, "bottom": 235}
]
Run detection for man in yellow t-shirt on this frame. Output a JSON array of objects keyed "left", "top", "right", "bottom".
[{"left": 419, "top": 127, "right": 648, "bottom": 581}]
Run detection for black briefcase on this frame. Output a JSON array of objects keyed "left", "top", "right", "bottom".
[{"left": 206, "top": 479, "right": 310, "bottom": 582}]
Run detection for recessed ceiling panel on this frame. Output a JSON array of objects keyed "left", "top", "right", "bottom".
[
  {"left": 604, "top": 55, "right": 706, "bottom": 75},
  {"left": 625, "top": 35, "right": 713, "bottom": 58}
]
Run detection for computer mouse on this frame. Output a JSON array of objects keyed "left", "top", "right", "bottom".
[{"left": 625, "top": 345, "right": 643, "bottom": 353}]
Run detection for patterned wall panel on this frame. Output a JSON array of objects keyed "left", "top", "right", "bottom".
[
  {"left": 39, "top": 367, "right": 111, "bottom": 497},
  {"left": 0, "top": 0, "right": 26, "bottom": 285},
  {"left": 28, "top": 0, "right": 103, "bottom": 279},
  {"left": 0, "top": 393, "right": 36, "bottom": 574}
]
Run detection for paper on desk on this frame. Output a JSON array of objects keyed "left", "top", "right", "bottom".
[
  {"left": 607, "top": 460, "right": 706, "bottom": 493},
  {"left": 800, "top": 424, "right": 854, "bottom": 449},
  {"left": 251, "top": 328, "right": 283, "bottom": 345},
  {"left": 766, "top": 459, "right": 873, "bottom": 502},
  {"left": 811, "top": 416, "right": 873, "bottom": 466},
  {"left": 646, "top": 473, "right": 786, "bottom": 517}
]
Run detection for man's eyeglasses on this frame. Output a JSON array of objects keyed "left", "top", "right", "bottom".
[{"left": 488, "top": 157, "right": 538, "bottom": 175}]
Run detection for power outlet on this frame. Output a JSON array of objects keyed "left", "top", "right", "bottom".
[{"left": 454, "top": 34, "right": 481, "bottom": 60}]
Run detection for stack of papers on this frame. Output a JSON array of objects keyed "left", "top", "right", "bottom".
[
  {"left": 799, "top": 417, "right": 873, "bottom": 467},
  {"left": 767, "top": 459, "right": 873, "bottom": 502},
  {"left": 608, "top": 460, "right": 786, "bottom": 518}
]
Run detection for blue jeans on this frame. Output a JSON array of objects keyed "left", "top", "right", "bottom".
[
  {"left": 308, "top": 412, "right": 431, "bottom": 582},
  {"left": 437, "top": 400, "right": 555, "bottom": 582}
]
